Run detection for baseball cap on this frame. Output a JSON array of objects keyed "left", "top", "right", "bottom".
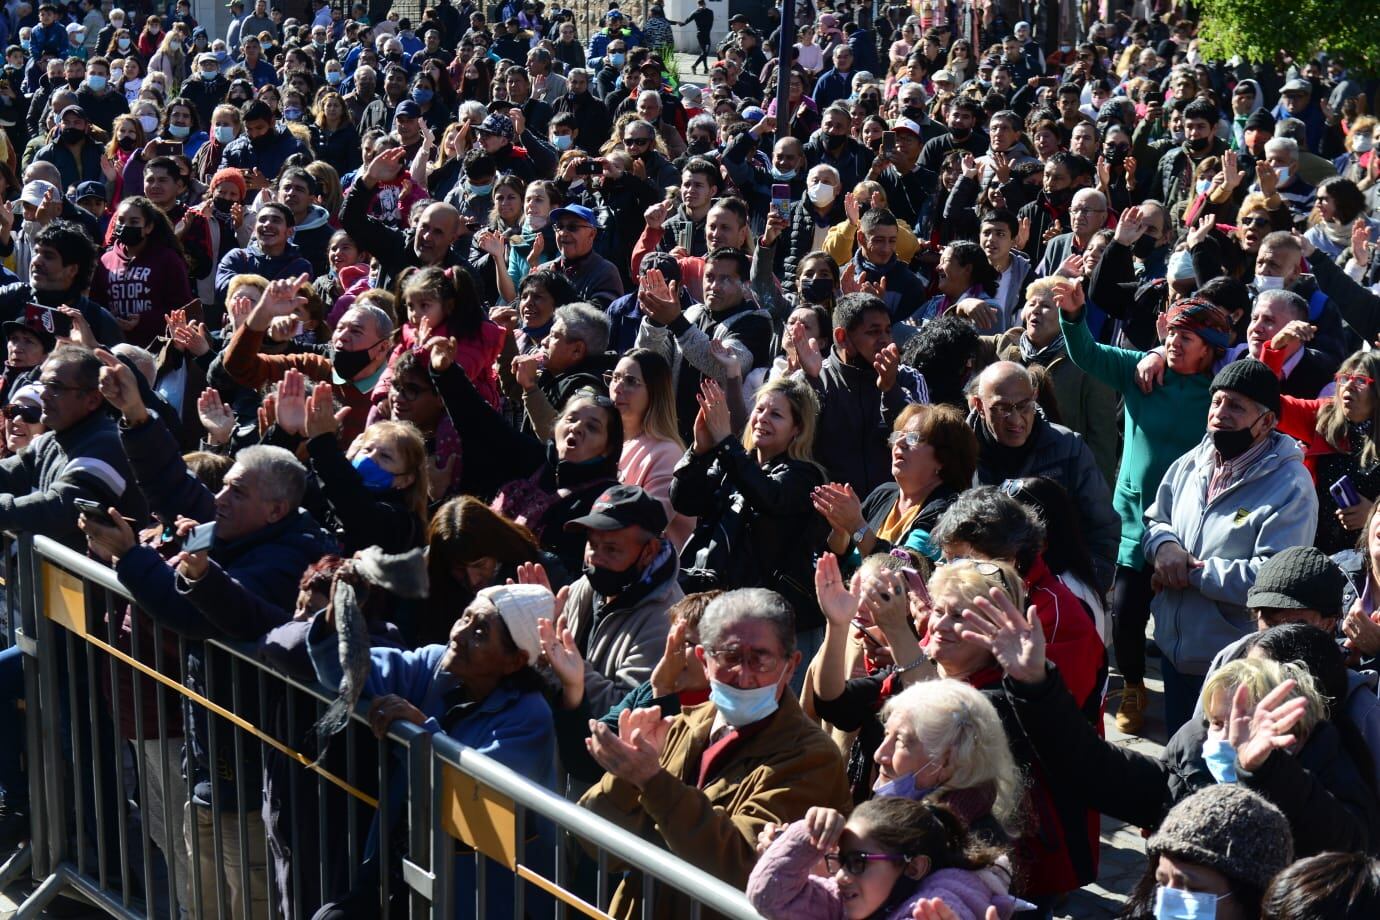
[
  {"left": 58, "top": 104, "right": 88, "bottom": 122},
  {"left": 73, "top": 180, "right": 106, "bottom": 202},
  {"left": 565, "top": 484, "right": 668, "bottom": 534},
  {"left": 20, "top": 179, "right": 57, "bottom": 209},
  {"left": 892, "top": 117, "right": 923, "bottom": 139},
  {"left": 2, "top": 304, "right": 62, "bottom": 351},
  {"left": 395, "top": 99, "right": 421, "bottom": 118},
  {"left": 549, "top": 204, "right": 599, "bottom": 228},
  {"left": 477, "top": 112, "right": 515, "bottom": 140}
]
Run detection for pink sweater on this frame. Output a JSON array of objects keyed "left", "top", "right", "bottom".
[
  {"left": 746, "top": 821, "right": 1017, "bottom": 920},
  {"left": 619, "top": 434, "right": 695, "bottom": 551}
]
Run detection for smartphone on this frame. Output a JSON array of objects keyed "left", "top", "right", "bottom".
[
  {"left": 24, "top": 303, "right": 72, "bottom": 338},
  {"left": 1330, "top": 475, "right": 1362, "bottom": 509},
  {"left": 73, "top": 497, "right": 114, "bottom": 524},
  {"left": 182, "top": 521, "right": 216, "bottom": 554},
  {"left": 770, "top": 183, "right": 791, "bottom": 220},
  {"left": 153, "top": 140, "right": 183, "bottom": 157},
  {"left": 899, "top": 565, "right": 932, "bottom": 609},
  {"left": 575, "top": 159, "right": 600, "bottom": 176},
  {"left": 881, "top": 130, "right": 898, "bottom": 157}
]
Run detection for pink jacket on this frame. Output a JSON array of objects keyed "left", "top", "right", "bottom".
[
  {"left": 619, "top": 434, "right": 695, "bottom": 551},
  {"left": 746, "top": 821, "right": 1017, "bottom": 920}
]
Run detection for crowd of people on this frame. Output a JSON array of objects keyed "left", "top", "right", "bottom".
[{"left": 0, "top": 0, "right": 1377, "bottom": 917}]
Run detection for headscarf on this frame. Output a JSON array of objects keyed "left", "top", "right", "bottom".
[{"left": 1165, "top": 297, "right": 1232, "bottom": 351}]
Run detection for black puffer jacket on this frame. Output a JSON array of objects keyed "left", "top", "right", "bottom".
[
  {"left": 777, "top": 196, "right": 847, "bottom": 287},
  {"left": 671, "top": 439, "right": 828, "bottom": 630}
]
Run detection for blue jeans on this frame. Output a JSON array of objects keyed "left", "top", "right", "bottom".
[
  {"left": 0, "top": 644, "right": 24, "bottom": 804},
  {"left": 1161, "top": 657, "right": 1205, "bottom": 739}
]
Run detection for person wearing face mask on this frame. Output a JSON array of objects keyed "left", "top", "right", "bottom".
[
  {"left": 1148, "top": 98, "right": 1229, "bottom": 215},
  {"left": 182, "top": 52, "right": 228, "bottom": 126},
  {"left": 34, "top": 103, "right": 104, "bottom": 191},
  {"left": 581, "top": 587, "right": 850, "bottom": 918},
  {"left": 224, "top": 279, "right": 395, "bottom": 447},
  {"left": 73, "top": 56, "right": 129, "bottom": 133},
  {"left": 551, "top": 67, "right": 611, "bottom": 152},
  {"left": 1142, "top": 359, "right": 1318, "bottom": 734},
  {"left": 805, "top": 104, "right": 876, "bottom": 193},
  {"left": 761, "top": 163, "right": 846, "bottom": 287},
  {"left": 547, "top": 484, "right": 685, "bottom": 718},
  {"left": 89, "top": 196, "right": 195, "bottom": 347}
]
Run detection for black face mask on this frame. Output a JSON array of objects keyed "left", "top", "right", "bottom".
[
  {"left": 800, "top": 276, "right": 835, "bottom": 303},
  {"left": 59, "top": 126, "right": 85, "bottom": 145},
  {"left": 583, "top": 560, "right": 643, "bottom": 598},
  {"left": 114, "top": 223, "right": 145, "bottom": 247},
  {"left": 1132, "top": 235, "right": 1162, "bottom": 260},
  {"left": 902, "top": 104, "right": 926, "bottom": 121},
  {"left": 824, "top": 132, "right": 848, "bottom": 151},
  {"left": 687, "top": 139, "right": 713, "bottom": 156},
  {"left": 332, "top": 340, "right": 379, "bottom": 380},
  {"left": 66, "top": 77, "right": 81, "bottom": 89},
  {"left": 1211, "top": 422, "right": 1259, "bottom": 460},
  {"left": 117, "top": 135, "right": 137, "bottom": 151},
  {"left": 1187, "top": 135, "right": 1211, "bottom": 153},
  {"left": 1047, "top": 186, "right": 1074, "bottom": 207},
  {"left": 213, "top": 197, "right": 234, "bottom": 214}
]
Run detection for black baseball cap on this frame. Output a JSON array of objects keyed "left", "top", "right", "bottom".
[{"left": 565, "top": 484, "right": 668, "bottom": 534}]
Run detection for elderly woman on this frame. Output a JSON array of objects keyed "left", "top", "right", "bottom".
[
  {"left": 811, "top": 550, "right": 1099, "bottom": 907},
  {"left": 1054, "top": 279, "right": 1226, "bottom": 733},
  {"left": 814, "top": 403, "right": 976, "bottom": 562},
  {"left": 0, "top": 384, "right": 44, "bottom": 458}
]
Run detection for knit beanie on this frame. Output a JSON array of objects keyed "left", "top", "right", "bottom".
[
  {"left": 1148, "top": 785, "right": 1293, "bottom": 891},
  {"left": 1211, "top": 357, "right": 1281, "bottom": 416},
  {"left": 210, "top": 167, "right": 247, "bottom": 200},
  {"left": 477, "top": 584, "right": 553, "bottom": 665},
  {"left": 1244, "top": 109, "right": 1276, "bottom": 133}
]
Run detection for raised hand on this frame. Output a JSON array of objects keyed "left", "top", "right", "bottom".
[
  {"left": 303, "top": 383, "right": 344, "bottom": 439},
  {"left": 250, "top": 273, "right": 309, "bottom": 330},
  {"left": 1056, "top": 252, "right": 1086, "bottom": 279},
  {"left": 538, "top": 615, "right": 585, "bottom": 708},
  {"left": 95, "top": 348, "right": 146, "bottom": 421},
  {"left": 1227, "top": 679, "right": 1309, "bottom": 772},
  {"left": 651, "top": 619, "right": 694, "bottom": 698},
  {"left": 813, "top": 552, "right": 858, "bottom": 628},
  {"left": 57, "top": 305, "right": 97, "bottom": 349},
  {"left": 873, "top": 342, "right": 899, "bottom": 391},
  {"left": 957, "top": 585, "right": 1047, "bottom": 684},
  {"left": 843, "top": 191, "right": 861, "bottom": 225},
  {"left": 363, "top": 146, "right": 408, "bottom": 187},
  {"left": 802, "top": 806, "right": 846, "bottom": 852},
  {"left": 1014, "top": 215, "right": 1031, "bottom": 251},
  {"left": 697, "top": 377, "right": 732, "bottom": 443},
  {"left": 197, "top": 388, "right": 235, "bottom": 445},
  {"left": 275, "top": 369, "right": 308, "bottom": 435},
  {"left": 1185, "top": 212, "right": 1216, "bottom": 249},
  {"left": 1256, "top": 160, "right": 1279, "bottom": 197},
  {"left": 1113, "top": 205, "right": 1146, "bottom": 246},
  {"left": 424, "top": 334, "right": 456, "bottom": 373},
  {"left": 959, "top": 151, "right": 979, "bottom": 182},
  {"left": 1270, "top": 319, "right": 1315, "bottom": 351},
  {"left": 707, "top": 339, "right": 741, "bottom": 380},
  {"left": 1051, "top": 278, "right": 1085, "bottom": 315},
  {"left": 1352, "top": 220, "right": 1374, "bottom": 264},
  {"left": 789, "top": 322, "right": 824, "bottom": 378}
]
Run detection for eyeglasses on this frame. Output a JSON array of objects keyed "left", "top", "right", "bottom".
[
  {"left": 824, "top": 851, "right": 905, "bottom": 876},
  {"left": 701, "top": 645, "right": 783, "bottom": 674},
  {"left": 942, "top": 557, "right": 1019, "bottom": 599},
  {"left": 987, "top": 398, "right": 1036, "bottom": 419},
  {"left": 1239, "top": 215, "right": 1272, "bottom": 228},
  {"left": 1336, "top": 373, "right": 1375, "bottom": 389},
  {"left": 887, "top": 431, "right": 924, "bottom": 449},
  {"left": 1069, "top": 207, "right": 1107, "bottom": 216},
  {"left": 1, "top": 403, "right": 40, "bottom": 423},
  {"left": 623, "top": 136, "right": 651, "bottom": 147},
  {"left": 603, "top": 371, "right": 643, "bottom": 390},
  {"left": 37, "top": 380, "right": 91, "bottom": 395},
  {"left": 554, "top": 221, "right": 591, "bottom": 233}
]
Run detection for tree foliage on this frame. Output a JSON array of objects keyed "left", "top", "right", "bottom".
[{"left": 1195, "top": 0, "right": 1380, "bottom": 71}]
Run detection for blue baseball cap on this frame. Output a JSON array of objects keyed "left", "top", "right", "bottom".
[{"left": 549, "top": 204, "right": 599, "bottom": 228}]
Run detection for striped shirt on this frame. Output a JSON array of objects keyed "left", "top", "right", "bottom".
[{"left": 1207, "top": 435, "right": 1272, "bottom": 503}]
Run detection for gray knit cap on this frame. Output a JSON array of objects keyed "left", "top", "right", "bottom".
[{"left": 1148, "top": 785, "right": 1293, "bottom": 890}]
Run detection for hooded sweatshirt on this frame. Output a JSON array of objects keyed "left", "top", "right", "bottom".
[{"left": 90, "top": 239, "right": 195, "bottom": 348}]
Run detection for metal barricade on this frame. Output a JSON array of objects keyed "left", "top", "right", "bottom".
[{"left": 0, "top": 533, "right": 763, "bottom": 920}]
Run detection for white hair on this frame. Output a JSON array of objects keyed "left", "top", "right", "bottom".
[
  {"left": 110, "top": 344, "right": 156, "bottom": 388},
  {"left": 1264, "top": 136, "right": 1299, "bottom": 162}
]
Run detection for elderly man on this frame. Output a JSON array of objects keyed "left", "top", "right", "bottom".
[
  {"left": 1143, "top": 359, "right": 1318, "bottom": 734},
  {"left": 556, "top": 485, "right": 684, "bottom": 715},
  {"left": 970, "top": 361, "right": 1119, "bottom": 588},
  {"left": 342, "top": 146, "right": 474, "bottom": 291},
  {"left": 1229, "top": 289, "right": 1334, "bottom": 398},
  {"left": 223, "top": 279, "right": 393, "bottom": 447},
  {"left": 509, "top": 303, "right": 614, "bottom": 438},
  {"left": 580, "top": 588, "right": 849, "bottom": 917},
  {"left": 525, "top": 47, "right": 567, "bottom": 105},
  {"left": 1254, "top": 136, "right": 1315, "bottom": 225},
  {"left": 547, "top": 205, "right": 624, "bottom": 310},
  {"left": 1036, "top": 188, "right": 1108, "bottom": 277}
]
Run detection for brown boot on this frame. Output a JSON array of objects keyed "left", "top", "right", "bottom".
[{"left": 1114, "top": 682, "right": 1148, "bottom": 735}]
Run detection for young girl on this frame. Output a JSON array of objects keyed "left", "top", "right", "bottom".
[
  {"left": 748, "top": 798, "right": 1018, "bottom": 920},
  {"left": 378, "top": 266, "right": 506, "bottom": 411}
]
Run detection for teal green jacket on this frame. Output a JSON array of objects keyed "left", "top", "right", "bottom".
[{"left": 1060, "top": 311, "right": 1213, "bottom": 570}]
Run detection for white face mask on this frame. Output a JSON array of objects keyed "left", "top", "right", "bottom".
[
  {"left": 1256, "top": 274, "right": 1286, "bottom": 291},
  {"left": 1276, "top": 166, "right": 1291, "bottom": 185},
  {"left": 1355, "top": 134, "right": 1375, "bottom": 153},
  {"left": 807, "top": 183, "right": 836, "bottom": 207}
]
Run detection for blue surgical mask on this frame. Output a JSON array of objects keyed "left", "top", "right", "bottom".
[
  {"left": 411, "top": 88, "right": 433, "bottom": 105},
  {"left": 351, "top": 454, "right": 396, "bottom": 491},
  {"left": 117, "top": 37, "right": 130, "bottom": 50},
  {"left": 708, "top": 679, "right": 780, "bottom": 727},
  {"left": 87, "top": 74, "right": 107, "bottom": 91},
  {"left": 1201, "top": 737, "right": 1238, "bottom": 783},
  {"left": 214, "top": 124, "right": 235, "bottom": 144},
  {"left": 552, "top": 133, "right": 573, "bottom": 150},
  {"left": 200, "top": 68, "right": 219, "bottom": 81},
  {"left": 468, "top": 181, "right": 492, "bottom": 196},
  {"left": 608, "top": 52, "right": 625, "bottom": 67},
  {"left": 1154, "top": 885, "right": 1225, "bottom": 920},
  {"left": 168, "top": 124, "right": 191, "bottom": 139},
  {"left": 282, "top": 107, "right": 302, "bottom": 122},
  {"left": 1195, "top": 178, "right": 1211, "bottom": 195},
  {"left": 326, "top": 70, "right": 343, "bottom": 85},
  {"left": 871, "top": 769, "right": 937, "bottom": 801},
  {"left": 139, "top": 114, "right": 159, "bottom": 134},
  {"left": 769, "top": 167, "right": 796, "bottom": 182}
]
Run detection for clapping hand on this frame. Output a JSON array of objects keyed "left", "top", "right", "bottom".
[
  {"left": 197, "top": 388, "right": 235, "bottom": 445},
  {"left": 304, "top": 384, "right": 345, "bottom": 439},
  {"left": 1227, "top": 679, "right": 1308, "bottom": 772},
  {"left": 586, "top": 705, "right": 670, "bottom": 789},
  {"left": 697, "top": 378, "right": 732, "bottom": 443},
  {"left": 274, "top": 369, "right": 309, "bottom": 435},
  {"left": 538, "top": 614, "right": 585, "bottom": 708},
  {"left": 957, "top": 585, "right": 1047, "bottom": 684}
]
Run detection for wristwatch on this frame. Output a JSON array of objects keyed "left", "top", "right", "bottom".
[{"left": 851, "top": 522, "right": 870, "bottom": 545}]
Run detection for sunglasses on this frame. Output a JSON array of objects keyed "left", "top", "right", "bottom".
[
  {"left": 824, "top": 850, "right": 905, "bottom": 876},
  {"left": 2, "top": 403, "right": 40, "bottom": 423}
]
